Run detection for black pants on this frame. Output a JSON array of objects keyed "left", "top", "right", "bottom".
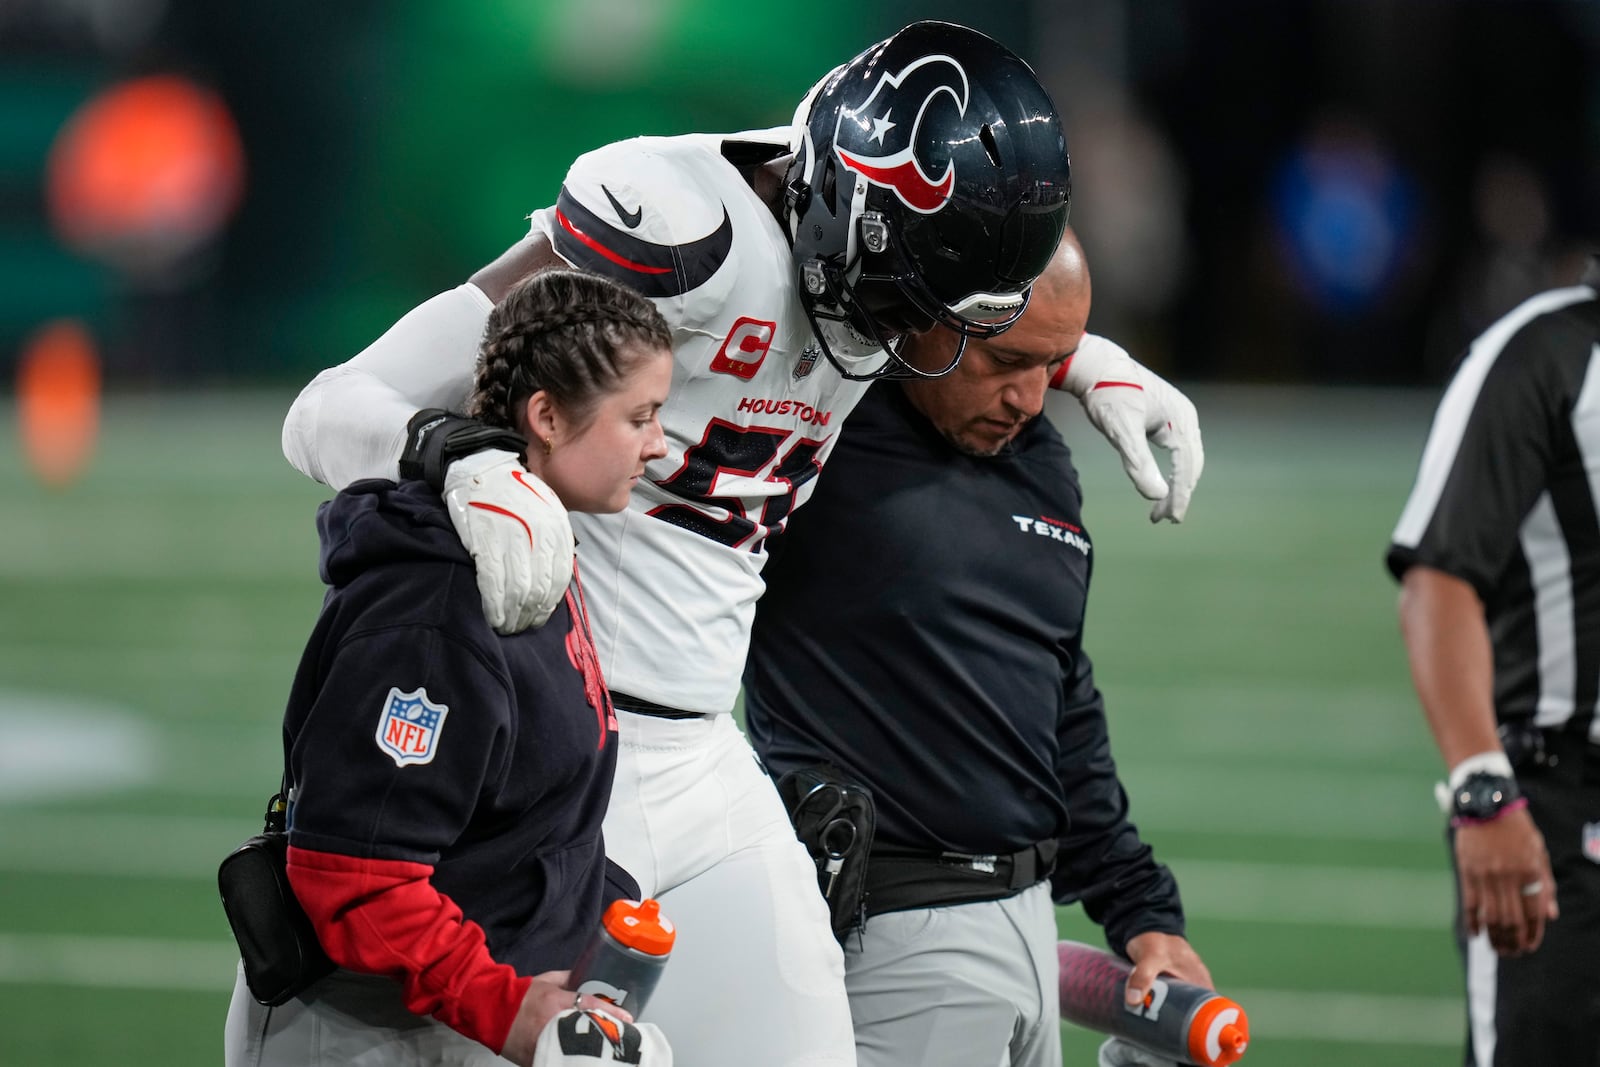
[{"left": 1452, "top": 732, "right": 1600, "bottom": 1067}]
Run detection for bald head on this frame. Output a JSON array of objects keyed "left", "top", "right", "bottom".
[
  {"left": 1031, "top": 226, "right": 1091, "bottom": 322},
  {"left": 898, "top": 227, "right": 1094, "bottom": 456}
]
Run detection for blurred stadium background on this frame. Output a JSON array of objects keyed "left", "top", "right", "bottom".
[{"left": 2, "top": 2, "right": 1598, "bottom": 1065}]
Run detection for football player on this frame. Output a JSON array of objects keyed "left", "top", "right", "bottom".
[{"left": 281, "top": 21, "right": 1201, "bottom": 1067}]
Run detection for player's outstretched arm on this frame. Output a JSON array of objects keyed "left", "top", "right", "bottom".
[
  {"left": 283, "top": 235, "right": 579, "bottom": 634},
  {"left": 282, "top": 282, "right": 496, "bottom": 490},
  {"left": 1053, "top": 333, "right": 1203, "bottom": 523},
  {"left": 282, "top": 234, "right": 565, "bottom": 490}
]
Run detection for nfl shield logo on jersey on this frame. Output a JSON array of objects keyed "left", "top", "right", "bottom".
[
  {"left": 1583, "top": 822, "right": 1600, "bottom": 864},
  {"left": 374, "top": 686, "right": 449, "bottom": 768},
  {"left": 793, "top": 341, "right": 821, "bottom": 381}
]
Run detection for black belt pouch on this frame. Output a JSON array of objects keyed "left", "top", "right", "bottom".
[
  {"left": 775, "top": 763, "right": 877, "bottom": 943},
  {"left": 217, "top": 794, "right": 334, "bottom": 1006}
]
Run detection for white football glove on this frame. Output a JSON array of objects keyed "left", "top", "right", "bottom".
[
  {"left": 532, "top": 1008, "right": 673, "bottom": 1066},
  {"left": 1097, "top": 1037, "right": 1180, "bottom": 1067},
  {"left": 441, "top": 449, "right": 575, "bottom": 634},
  {"left": 1060, "top": 334, "right": 1204, "bottom": 524}
]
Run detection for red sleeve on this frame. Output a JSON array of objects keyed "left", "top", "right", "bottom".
[{"left": 287, "top": 845, "right": 533, "bottom": 1053}]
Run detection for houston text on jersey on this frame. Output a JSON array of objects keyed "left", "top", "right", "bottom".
[{"left": 735, "top": 397, "right": 834, "bottom": 427}]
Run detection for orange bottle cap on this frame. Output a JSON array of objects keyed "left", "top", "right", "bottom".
[
  {"left": 1187, "top": 995, "right": 1249, "bottom": 1066},
  {"left": 601, "top": 898, "right": 676, "bottom": 957}
]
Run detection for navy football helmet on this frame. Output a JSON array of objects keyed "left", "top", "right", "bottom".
[{"left": 785, "top": 21, "right": 1072, "bottom": 379}]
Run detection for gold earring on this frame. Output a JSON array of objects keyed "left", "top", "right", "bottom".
[{"left": 542, "top": 436, "right": 554, "bottom": 456}]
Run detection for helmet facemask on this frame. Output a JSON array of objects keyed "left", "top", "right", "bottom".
[{"left": 789, "top": 149, "right": 1032, "bottom": 381}]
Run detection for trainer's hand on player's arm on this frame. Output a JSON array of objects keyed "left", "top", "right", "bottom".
[
  {"left": 1123, "top": 931, "right": 1213, "bottom": 1008},
  {"left": 442, "top": 450, "right": 576, "bottom": 634},
  {"left": 1456, "top": 808, "right": 1559, "bottom": 957},
  {"left": 1060, "top": 334, "right": 1204, "bottom": 523},
  {"left": 502, "top": 970, "right": 636, "bottom": 1066}
]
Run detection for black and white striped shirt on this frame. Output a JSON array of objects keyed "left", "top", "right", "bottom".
[{"left": 1388, "top": 276, "right": 1600, "bottom": 742}]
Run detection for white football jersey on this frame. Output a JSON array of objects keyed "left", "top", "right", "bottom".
[{"left": 529, "top": 130, "right": 881, "bottom": 714}]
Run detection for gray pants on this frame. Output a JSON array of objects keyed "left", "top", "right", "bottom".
[
  {"left": 224, "top": 963, "right": 516, "bottom": 1067},
  {"left": 844, "top": 881, "right": 1060, "bottom": 1067}
]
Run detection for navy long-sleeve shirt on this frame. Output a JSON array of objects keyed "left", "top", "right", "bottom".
[
  {"left": 744, "top": 384, "right": 1182, "bottom": 953},
  {"left": 279, "top": 479, "right": 632, "bottom": 1051}
]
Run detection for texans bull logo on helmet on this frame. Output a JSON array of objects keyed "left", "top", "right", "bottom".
[{"left": 832, "top": 54, "right": 970, "bottom": 215}]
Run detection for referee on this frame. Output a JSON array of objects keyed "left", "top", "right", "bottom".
[{"left": 1388, "top": 259, "right": 1600, "bottom": 1067}]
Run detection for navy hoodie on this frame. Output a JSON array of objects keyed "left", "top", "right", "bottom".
[{"left": 279, "top": 479, "right": 628, "bottom": 1052}]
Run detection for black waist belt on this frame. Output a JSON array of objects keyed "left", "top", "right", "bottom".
[
  {"left": 608, "top": 691, "right": 706, "bottom": 719},
  {"left": 864, "top": 840, "right": 1058, "bottom": 918}
]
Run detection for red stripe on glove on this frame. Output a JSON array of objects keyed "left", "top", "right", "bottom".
[
  {"left": 468, "top": 501, "right": 533, "bottom": 548},
  {"left": 512, "top": 470, "right": 554, "bottom": 503}
]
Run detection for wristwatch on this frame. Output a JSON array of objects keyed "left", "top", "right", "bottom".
[{"left": 1450, "top": 772, "right": 1522, "bottom": 822}]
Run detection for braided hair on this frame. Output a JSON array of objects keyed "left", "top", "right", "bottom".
[{"left": 468, "top": 269, "right": 672, "bottom": 434}]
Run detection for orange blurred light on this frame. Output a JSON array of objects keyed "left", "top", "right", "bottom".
[
  {"left": 17, "top": 319, "right": 103, "bottom": 488},
  {"left": 46, "top": 74, "right": 245, "bottom": 274}
]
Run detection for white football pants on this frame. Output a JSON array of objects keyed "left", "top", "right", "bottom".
[{"left": 604, "top": 709, "right": 856, "bottom": 1067}]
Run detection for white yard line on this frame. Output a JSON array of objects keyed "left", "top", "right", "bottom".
[
  {"left": 1, "top": 812, "right": 247, "bottom": 879},
  {"left": 0, "top": 933, "right": 238, "bottom": 993},
  {"left": 1064, "top": 987, "right": 1462, "bottom": 1047},
  {"left": 1168, "top": 859, "right": 1452, "bottom": 929},
  {"left": 1, "top": 813, "right": 1455, "bottom": 928},
  {"left": 1205, "top": 987, "right": 1463, "bottom": 1047},
  {"left": 1118, "top": 765, "right": 1445, "bottom": 841},
  {"left": 0, "top": 932, "right": 1462, "bottom": 1047}
]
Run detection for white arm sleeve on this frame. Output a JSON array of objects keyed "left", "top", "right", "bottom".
[{"left": 281, "top": 282, "right": 496, "bottom": 490}]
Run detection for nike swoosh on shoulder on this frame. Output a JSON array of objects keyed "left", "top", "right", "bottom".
[
  {"left": 553, "top": 185, "right": 733, "bottom": 299},
  {"left": 601, "top": 185, "right": 643, "bottom": 229}
]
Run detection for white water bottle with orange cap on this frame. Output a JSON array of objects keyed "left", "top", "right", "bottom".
[
  {"left": 1058, "top": 940, "right": 1249, "bottom": 1066},
  {"left": 569, "top": 898, "right": 676, "bottom": 1016}
]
